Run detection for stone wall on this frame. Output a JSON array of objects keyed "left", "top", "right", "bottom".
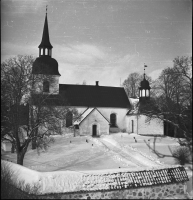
[
  {"left": 39, "top": 183, "right": 186, "bottom": 199},
  {"left": 33, "top": 74, "right": 60, "bottom": 95}
]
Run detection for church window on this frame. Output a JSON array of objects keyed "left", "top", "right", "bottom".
[
  {"left": 41, "top": 48, "right": 43, "bottom": 55},
  {"left": 43, "top": 80, "right": 49, "bottom": 92},
  {"left": 66, "top": 112, "right": 73, "bottom": 127},
  {"left": 142, "top": 89, "right": 145, "bottom": 97},
  {"left": 110, "top": 113, "right": 117, "bottom": 127},
  {"left": 46, "top": 48, "right": 48, "bottom": 55},
  {"left": 146, "top": 90, "right": 149, "bottom": 97}
]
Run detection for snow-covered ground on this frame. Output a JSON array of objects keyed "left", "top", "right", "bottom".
[{"left": 1, "top": 133, "right": 192, "bottom": 196}]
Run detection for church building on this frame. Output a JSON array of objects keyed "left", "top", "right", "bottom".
[
  {"left": 31, "top": 11, "right": 164, "bottom": 137},
  {"left": 31, "top": 11, "right": 133, "bottom": 137}
]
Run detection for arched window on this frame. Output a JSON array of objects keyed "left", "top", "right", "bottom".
[
  {"left": 66, "top": 112, "right": 73, "bottom": 127},
  {"left": 43, "top": 81, "right": 49, "bottom": 92},
  {"left": 110, "top": 113, "right": 117, "bottom": 127}
]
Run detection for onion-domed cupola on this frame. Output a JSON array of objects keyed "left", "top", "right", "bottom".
[
  {"left": 139, "top": 64, "right": 151, "bottom": 103},
  {"left": 32, "top": 6, "right": 60, "bottom": 94}
]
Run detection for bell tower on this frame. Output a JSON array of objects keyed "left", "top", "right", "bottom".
[
  {"left": 139, "top": 64, "right": 151, "bottom": 103},
  {"left": 32, "top": 6, "right": 60, "bottom": 95}
]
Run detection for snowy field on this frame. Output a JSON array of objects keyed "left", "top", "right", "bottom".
[
  {"left": 1, "top": 133, "right": 192, "bottom": 196},
  {"left": 2, "top": 133, "right": 181, "bottom": 172}
]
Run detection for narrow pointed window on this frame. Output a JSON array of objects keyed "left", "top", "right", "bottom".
[{"left": 43, "top": 80, "right": 49, "bottom": 92}]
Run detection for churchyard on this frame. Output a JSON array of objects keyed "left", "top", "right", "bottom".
[{"left": 1, "top": 133, "right": 192, "bottom": 199}]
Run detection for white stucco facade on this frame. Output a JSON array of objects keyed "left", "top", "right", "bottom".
[
  {"left": 75, "top": 107, "right": 128, "bottom": 132},
  {"left": 126, "top": 114, "right": 164, "bottom": 135},
  {"left": 78, "top": 109, "right": 109, "bottom": 136}
]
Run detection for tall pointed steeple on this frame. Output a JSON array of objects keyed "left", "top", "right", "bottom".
[
  {"left": 32, "top": 5, "right": 60, "bottom": 77},
  {"left": 38, "top": 6, "right": 53, "bottom": 57}
]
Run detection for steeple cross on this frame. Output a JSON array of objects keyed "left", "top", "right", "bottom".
[{"left": 46, "top": 5, "right": 48, "bottom": 14}]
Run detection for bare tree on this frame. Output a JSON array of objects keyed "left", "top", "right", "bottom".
[
  {"left": 123, "top": 72, "right": 152, "bottom": 98},
  {"left": 138, "top": 56, "right": 192, "bottom": 162},
  {"left": 1, "top": 55, "right": 79, "bottom": 165}
]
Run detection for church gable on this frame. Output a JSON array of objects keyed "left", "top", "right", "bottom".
[
  {"left": 74, "top": 108, "right": 110, "bottom": 136},
  {"left": 74, "top": 107, "right": 109, "bottom": 126}
]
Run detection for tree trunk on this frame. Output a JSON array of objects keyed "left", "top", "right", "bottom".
[
  {"left": 174, "top": 126, "right": 177, "bottom": 138},
  {"left": 17, "top": 151, "right": 25, "bottom": 165},
  {"left": 32, "top": 138, "right": 36, "bottom": 149},
  {"left": 11, "top": 144, "right": 15, "bottom": 153},
  {"left": 166, "top": 121, "right": 168, "bottom": 136},
  {"left": 32, "top": 128, "right": 38, "bottom": 149}
]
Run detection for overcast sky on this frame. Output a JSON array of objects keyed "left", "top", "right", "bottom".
[{"left": 1, "top": 0, "right": 192, "bottom": 86}]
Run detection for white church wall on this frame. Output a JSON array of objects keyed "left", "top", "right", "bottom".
[
  {"left": 138, "top": 115, "right": 164, "bottom": 135},
  {"left": 126, "top": 115, "right": 164, "bottom": 135},
  {"left": 126, "top": 115, "right": 138, "bottom": 133},
  {"left": 79, "top": 109, "right": 109, "bottom": 136},
  {"left": 76, "top": 107, "right": 128, "bottom": 131},
  {"left": 97, "top": 108, "right": 128, "bottom": 130},
  {"left": 35, "top": 106, "right": 128, "bottom": 136}
]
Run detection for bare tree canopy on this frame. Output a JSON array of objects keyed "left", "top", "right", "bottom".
[
  {"left": 122, "top": 72, "right": 152, "bottom": 98},
  {"left": 138, "top": 56, "right": 192, "bottom": 160},
  {"left": 1, "top": 55, "right": 79, "bottom": 165}
]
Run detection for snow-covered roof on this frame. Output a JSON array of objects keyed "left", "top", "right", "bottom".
[
  {"left": 129, "top": 98, "right": 139, "bottom": 105},
  {"left": 127, "top": 98, "right": 139, "bottom": 115},
  {"left": 74, "top": 108, "right": 94, "bottom": 125}
]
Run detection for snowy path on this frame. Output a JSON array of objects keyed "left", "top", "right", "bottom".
[{"left": 98, "top": 136, "right": 163, "bottom": 168}]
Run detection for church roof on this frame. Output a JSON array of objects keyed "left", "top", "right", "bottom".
[
  {"left": 32, "top": 84, "right": 131, "bottom": 108},
  {"left": 38, "top": 14, "right": 53, "bottom": 49},
  {"left": 59, "top": 84, "right": 131, "bottom": 108}
]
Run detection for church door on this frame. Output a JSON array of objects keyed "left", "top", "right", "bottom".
[
  {"left": 131, "top": 120, "right": 134, "bottom": 133},
  {"left": 92, "top": 125, "right": 97, "bottom": 136}
]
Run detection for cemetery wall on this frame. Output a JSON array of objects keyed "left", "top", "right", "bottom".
[{"left": 39, "top": 182, "right": 186, "bottom": 199}]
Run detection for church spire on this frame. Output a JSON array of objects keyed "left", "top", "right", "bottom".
[{"left": 38, "top": 6, "right": 53, "bottom": 57}]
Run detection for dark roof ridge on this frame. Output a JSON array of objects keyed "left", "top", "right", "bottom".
[{"left": 59, "top": 84, "right": 125, "bottom": 88}]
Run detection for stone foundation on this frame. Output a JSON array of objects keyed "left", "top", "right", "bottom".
[{"left": 40, "top": 183, "right": 186, "bottom": 199}]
